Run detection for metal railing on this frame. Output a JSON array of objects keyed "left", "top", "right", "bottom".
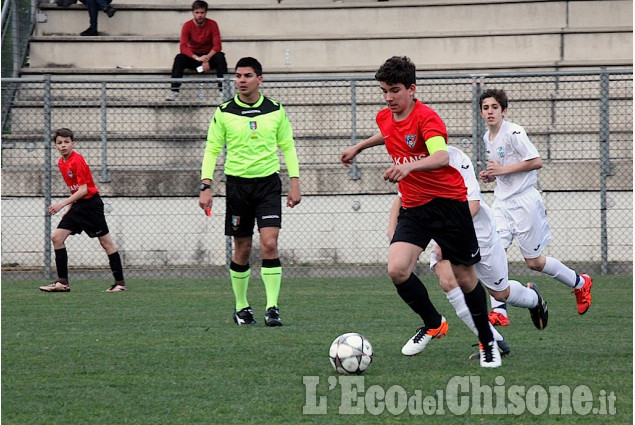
[{"left": 1, "top": 70, "right": 633, "bottom": 280}]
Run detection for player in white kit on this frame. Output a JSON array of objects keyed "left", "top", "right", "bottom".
[
  {"left": 478, "top": 89, "right": 592, "bottom": 320},
  {"left": 389, "top": 145, "right": 548, "bottom": 359}
]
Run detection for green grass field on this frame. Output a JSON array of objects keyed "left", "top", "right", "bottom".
[{"left": 2, "top": 275, "right": 632, "bottom": 424}]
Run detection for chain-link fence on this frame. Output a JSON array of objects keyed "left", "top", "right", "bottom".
[{"left": 1, "top": 70, "right": 632, "bottom": 281}]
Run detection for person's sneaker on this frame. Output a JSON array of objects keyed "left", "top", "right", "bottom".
[
  {"left": 469, "top": 338, "right": 510, "bottom": 360},
  {"left": 573, "top": 274, "right": 593, "bottom": 315},
  {"left": 233, "top": 307, "right": 257, "bottom": 325},
  {"left": 105, "top": 6, "right": 116, "bottom": 17},
  {"left": 479, "top": 340, "right": 502, "bottom": 368},
  {"left": 104, "top": 284, "right": 127, "bottom": 292},
  {"left": 488, "top": 310, "right": 510, "bottom": 326},
  {"left": 527, "top": 282, "right": 548, "bottom": 329},
  {"left": 165, "top": 91, "right": 179, "bottom": 101},
  {"left": 80, "top": 27, "right": 98, "bottom": 36},
  {"left": 264, "top": 306, "right": 282, "bottom": 327},
  {"left": 39, "top": 280, "right": 70, "bottom": 292},
  {"left": 401, "top": 316, "right": 448, "bottom": 356}
]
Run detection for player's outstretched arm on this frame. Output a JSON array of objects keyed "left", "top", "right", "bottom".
[{"left": 341, "top": 132, "right": 385, "bottom": 167}]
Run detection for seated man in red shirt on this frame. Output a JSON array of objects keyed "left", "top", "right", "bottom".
[{"left": 166, "top": 0, "right": 228, "bottom": 101}]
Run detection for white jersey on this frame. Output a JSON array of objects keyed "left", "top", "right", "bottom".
[
  {"left": 483, "top": 120, "right": 540, "bottom": 200},
  {"left": 448, "top": 146, "right": 498, "bottom": 249}
]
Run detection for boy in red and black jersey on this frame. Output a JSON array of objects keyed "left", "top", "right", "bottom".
[
  {"left": 341, "top": 56, "right": 500, "bottom": 367},
  {"left": 39, "top": 128, "right": 126, "bottom": 293}
]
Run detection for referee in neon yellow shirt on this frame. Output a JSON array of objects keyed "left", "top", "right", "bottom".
[{"left": 199, "top": 57, "right": 301, "bottom": 327}]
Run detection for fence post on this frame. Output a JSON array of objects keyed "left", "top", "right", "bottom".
[
  {"left": 348, "top": 79, "right": 361, "bottom": 180},
  {"left": 599, "top": 68, "right": 612, "bottom": 275},
  {"left": 43, "top": 75, "right": 52, "bottom": 279},
  {"left": 471, "top": 77, "right": 485, "bottom": 171},
  {"left": 99, "top": 81, "right": 111, "bottom": 182}
]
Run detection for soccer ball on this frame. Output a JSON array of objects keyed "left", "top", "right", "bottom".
[{"left": 329, "top": 333, "right": 373, "bottom": 374}]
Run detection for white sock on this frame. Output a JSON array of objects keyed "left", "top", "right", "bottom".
[
  {"left": 505, "top": 280, "right": 538, "bottom": 308},
  {"left": 573, "top": 275, "right": 586, "bottom": 290},
  {"left": 490, "top": 294, "right": 508, "bottom": 316},
  {"left": 542, "top": 256, "right": 577, "bottom": 288},
  {"left": 446, "top": 287, "right": 504, "bottom": 342}
]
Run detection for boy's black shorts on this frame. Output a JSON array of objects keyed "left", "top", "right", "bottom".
[
  {"left": 391, "top": 197, "right": 481, "bottom": 266},
  {"left": 225, "top": 173, "right": 282, "bottom": 237},
  {"left": 57, "top": 194, "right": 110, "bottom": 238}
]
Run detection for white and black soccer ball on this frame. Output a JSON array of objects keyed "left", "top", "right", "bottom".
[{"left": 329, "top": 333, "right": 373, "bottom": 374}]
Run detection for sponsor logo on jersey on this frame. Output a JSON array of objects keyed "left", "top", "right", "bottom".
[
  {"left": 249, "top": 121, "right": 257, "bottom": 130},
  {"left": 391, "top": 153, "right": 428, "bottom": 165},
  {"left": 405, "top": 134, "right": 417, "bottom": 149},
  {"left": 242, "top": 109, "right": 261, "bottom": 115}
]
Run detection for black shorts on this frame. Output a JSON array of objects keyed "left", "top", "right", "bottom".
[
  {"left": 391, "top": 197, "right": 481, "bottom": 266},
  {"left": 57, "top": 194, "right": 110, "bottom": 238},
  {"left": 225, "top": 173, "right": 282, "bottom": 237}
]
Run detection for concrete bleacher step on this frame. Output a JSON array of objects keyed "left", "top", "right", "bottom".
[
  {"left": 25, "top": 29, "right": 634, "bottom": 76},
  {"left": 28, "top": 0, "right": 633, "bottom": 75}
]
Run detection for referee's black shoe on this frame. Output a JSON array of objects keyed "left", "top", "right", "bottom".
[
  {"left": 233, "top": 307, "right": 257, "bottom": 325},
  {"left": 265, "top": 306, "right": 283, "bottom": 327}
]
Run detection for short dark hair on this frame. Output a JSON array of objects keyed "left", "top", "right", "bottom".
[
  {"left": 375, "top": 56, "right": 416, "bottom": 88},
  {"left": 191, "top": 0, "right": 208, "bottom": 11},
  {"left": 479, "top": 89, "right": 508, "bottom": 110},
  {"left": 53, "top": 128, "right": 74, "bottom": 142},
  {"left": 235, "top": 57, "right": 263, "bottom": 76}
]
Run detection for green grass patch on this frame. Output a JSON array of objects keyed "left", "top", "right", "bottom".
[{"left": 2, "top": 275, "right": 632, "bottom": 424}]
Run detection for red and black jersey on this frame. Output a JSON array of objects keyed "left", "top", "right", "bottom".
[
  {"left": 58, "top": 151, "right": 99, "bottom": 199},
  {"left": 376, "top": 99, "right": 467, "bottom": 207}
]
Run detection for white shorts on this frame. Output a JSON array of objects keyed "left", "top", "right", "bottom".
[
  {"left": 429, "top": 238, "right": 509, "bottom": 291},
  {"left": 492, "top": 187, "right": 552, "bottom": 259}
]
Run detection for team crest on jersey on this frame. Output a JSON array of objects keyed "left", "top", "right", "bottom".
[
  {"left": 496, "top": 147, "right": 504, "bottom": 158},
  {"left": 67, "top": 170, "right": 74, "bottom": 179},
  {"left": 405, "top": 134, "right": 416, "bottom": 149},
  {"left": 249, "top": 121, "right": 257, "bottom": 130}
]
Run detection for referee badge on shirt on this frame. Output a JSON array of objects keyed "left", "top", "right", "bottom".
[
  {"left": 405, "top": 134, "right": 417, "bottom": 149},
  {"left": 249, "top": 121, "right": 257, "bottom": 130}
]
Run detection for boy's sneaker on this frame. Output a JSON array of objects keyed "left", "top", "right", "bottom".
[
  {"left": 264, "top": 306, "right": 282, "bottom": 327},
  {"left": 488, "top": 310, "right": 510, "bottom": 326},
  {"left": 573, "top": 274, "right": 593, "bottom": 315},
  {"left": 233, "top": 307, "right": 256, "bottom": 325},
  {"left": 527, "top": 282, "right": 548, "bottom": 329},
  {"left": 479, "top": 340, "right": 502, "bottom": 368},
  {"left": 39, "top": 279, "right": 70, "bottom": 292},
  {"left": 165, "top": 91, "right": 179, "bottom": 101},
  {"left": 104, "top": 284, "right": 127, "bottom": 292},
  {"left": 469, "top": 338, "right": 510, "bottom": 360},
  {"left": 401, "top": 316, "right": 448, "bottom": 356}
]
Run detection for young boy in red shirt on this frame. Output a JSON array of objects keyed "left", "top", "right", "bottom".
[
  {"left": 341, "top": 56, "right": 500, "bottom": 367},
  {"left": 40, "top": 128, "right": 127, "bottom": 293}
]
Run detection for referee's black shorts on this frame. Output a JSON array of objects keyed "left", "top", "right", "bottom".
[
  {"left": 57, "top": 194, "right": 110, "bottom": 238},
  {"left": 225, "top": 173, "right": 282, "bottom": 237},
  {"left": 391, "top": 197, "right": 481, "bottom": 266}
]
